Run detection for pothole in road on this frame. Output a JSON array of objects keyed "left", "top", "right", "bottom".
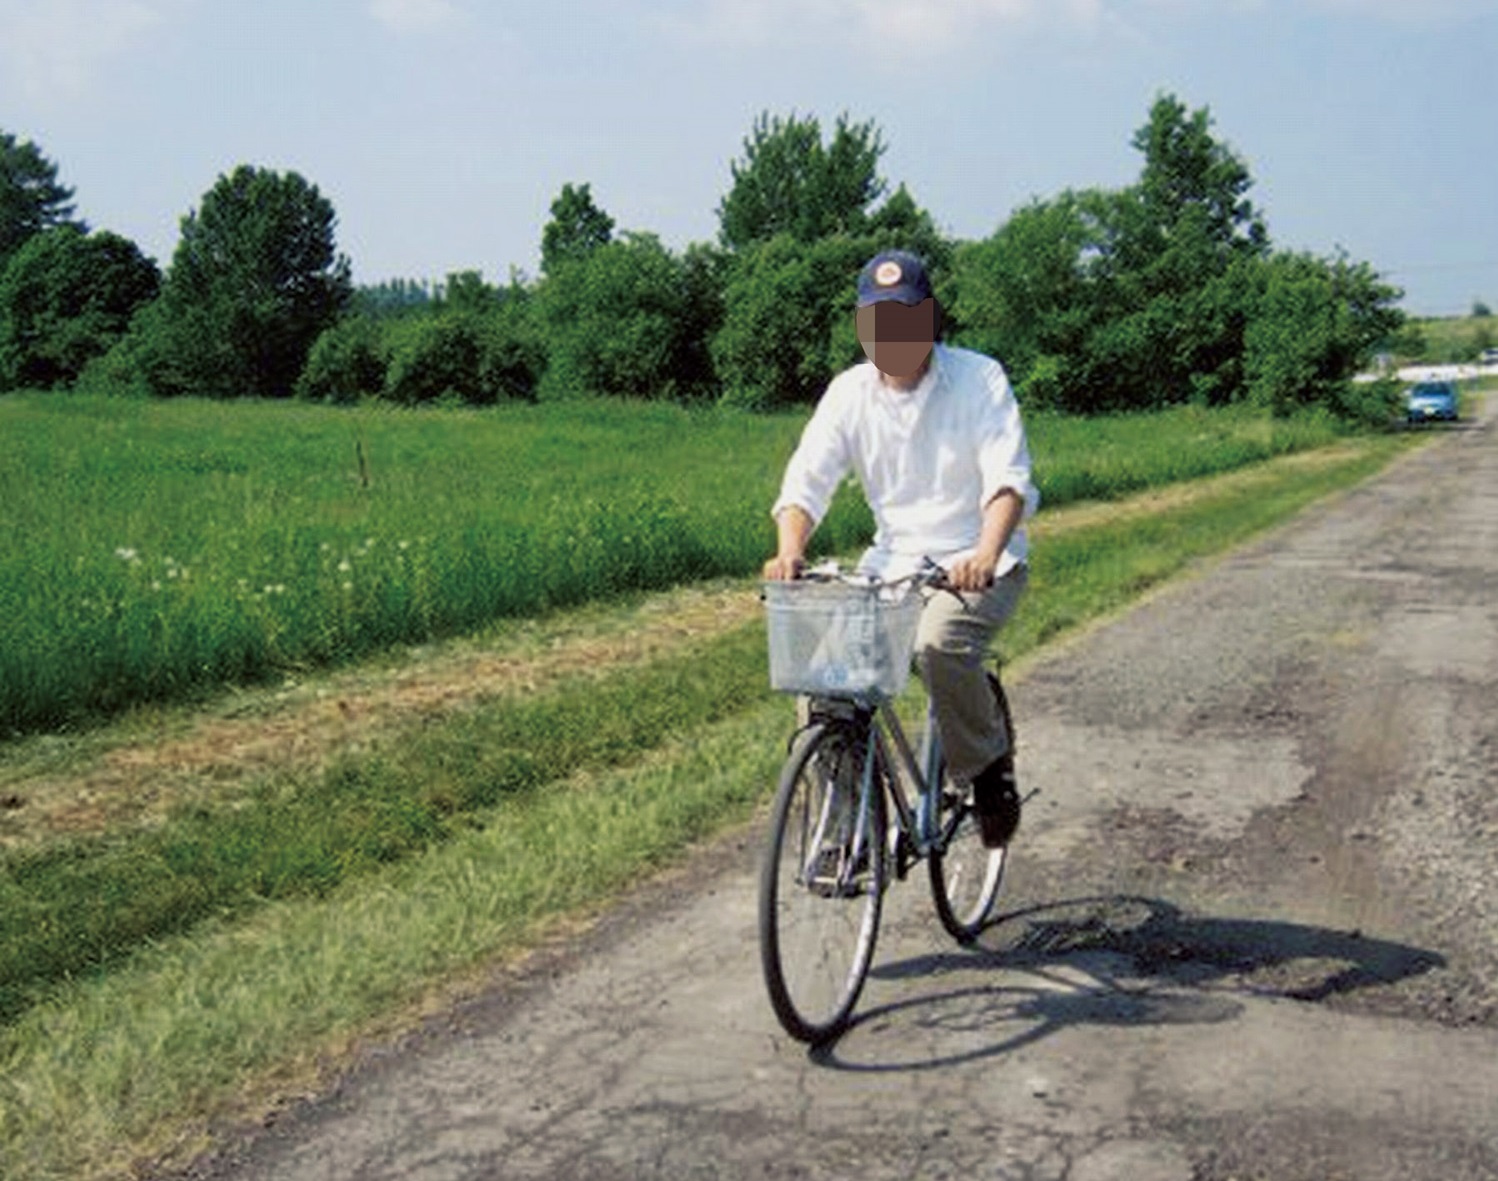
[{"left": 989, "top": 895, "right": 1451, "bottom": 1017}]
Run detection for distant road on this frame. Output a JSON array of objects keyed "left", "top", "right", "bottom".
[{"left": 1395, "top": 361, "right": 1496, "bottom": 381}]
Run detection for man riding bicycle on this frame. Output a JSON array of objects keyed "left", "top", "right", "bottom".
[{"left": 763, "top": 249, "right": 1038, "bottom": 848}]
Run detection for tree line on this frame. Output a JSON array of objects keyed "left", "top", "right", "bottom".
[{"left": 0, "top": 96, "right": 1405, "bottom": 421}]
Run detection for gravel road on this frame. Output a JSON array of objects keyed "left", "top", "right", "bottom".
[{"left": 184, "top": 401, "right": 1498, "bottom": 1181}]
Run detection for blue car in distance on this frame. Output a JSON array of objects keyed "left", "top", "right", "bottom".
[{"left": 1405, "top": 380, "right": 1459, "bottom": 424}]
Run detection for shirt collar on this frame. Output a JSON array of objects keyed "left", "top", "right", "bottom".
[{"left": 872, "top": 344, "right": 942, "bottom": 401}]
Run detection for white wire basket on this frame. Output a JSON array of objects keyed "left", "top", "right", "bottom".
[{"left": 763, "top": 579, "right": 922, "bottom": 699}]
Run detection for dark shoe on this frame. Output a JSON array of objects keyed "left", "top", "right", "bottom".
[{"left": 972, "top": 754, "right": 1020, "bottom": 848}]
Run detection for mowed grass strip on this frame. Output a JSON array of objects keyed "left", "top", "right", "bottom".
[
  {"left": 0, "top": 624, "right": 769, "bottom": 1023},
  {"left": 0, "top": 431, "right": 1411, "bottom": 1181},
  {"left": 0, "top": 702, "right": 791, "bottom": 1181},
  {"left": 0, "top": 394, "right": 1348, "bottom": 735}
]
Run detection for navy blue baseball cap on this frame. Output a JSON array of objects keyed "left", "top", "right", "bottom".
[{"left": 856, "top": 250, "right": 934, "bottom": 307}]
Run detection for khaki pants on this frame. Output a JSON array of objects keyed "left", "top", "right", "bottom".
[{"left": 916, "top": 563, "right": 1028, "bottom": 784}]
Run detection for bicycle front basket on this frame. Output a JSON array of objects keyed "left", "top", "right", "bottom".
[{"left": 763, "top": 580, "right": 922, "bottom": 699}]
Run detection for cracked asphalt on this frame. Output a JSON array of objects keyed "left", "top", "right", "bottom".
[{"left": 182, "top": 401, "right": 1498, "bottom": 1181}]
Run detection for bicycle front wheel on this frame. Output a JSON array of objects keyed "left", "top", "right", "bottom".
[
  {"left": 929, "top": 673, "right": 1012, "bottom": 943},
  {"left": 759, "top": 719, "right": 886, "bottom": 1043}
]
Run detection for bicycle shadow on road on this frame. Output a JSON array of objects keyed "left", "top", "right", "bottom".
[{"left": 813, "top": 894, "right": 1445, "bottom": 1073}]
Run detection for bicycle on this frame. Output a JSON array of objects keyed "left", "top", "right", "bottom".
[{"left": 758, "top": 562, "right": 1018, "bottom": 1044}]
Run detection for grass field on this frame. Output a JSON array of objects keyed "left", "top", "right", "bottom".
[
  {"left": 1, "top": 393, "right": 1349, "bottom": 735},
  {"left": 1406, "top": 313, "right": 1496, "bottom": 363}
]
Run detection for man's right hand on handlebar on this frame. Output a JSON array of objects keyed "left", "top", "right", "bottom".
[{"left": 766, "top": 505, "right": 815, "bottom": 581}]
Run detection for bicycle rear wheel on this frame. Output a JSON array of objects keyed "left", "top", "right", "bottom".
[
  {"left": 929, "top": 673, "right": 1012, "bottom": 943},
  {"left": 759, "top": 719, "right": 886, "bottom": 1043}
]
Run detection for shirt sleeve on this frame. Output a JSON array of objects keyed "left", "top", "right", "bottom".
[
  {"left": 976, "top": 357, "right": 1040, "bottom": 520},
  {"left": 770, "top": 380, "right": 853, "bottom": 527}
]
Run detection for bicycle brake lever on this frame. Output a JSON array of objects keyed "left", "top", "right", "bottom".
[{"left": 919, "top": 558, "right": 971, "bottom": 610}]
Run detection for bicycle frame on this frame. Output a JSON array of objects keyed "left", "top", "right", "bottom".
[{"left": 817, "top": 690, "right": 953, "bottom": 887}]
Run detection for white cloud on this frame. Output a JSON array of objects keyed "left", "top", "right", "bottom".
[
  {"left": 664, "top": 0, "right": 1135, "bottom": 52},
  {"left": 673, "top": 0, "right": 982, "bottom": 44},
  {"left": 667, "top": 0, "right": 1495, "bottom": 50},
  {"left": 1307, "top": 0, "right": 1498, "bottom": 17},
  {"left": 369, "top": 0, "right": 464, "bottom": 34},
  {"left": 0, "top": 0, "right": 169, "bottom": 99}
]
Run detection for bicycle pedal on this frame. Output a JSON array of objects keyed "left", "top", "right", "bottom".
[{"left": 806, "top": 844, "right": 870, "bottom": 893}]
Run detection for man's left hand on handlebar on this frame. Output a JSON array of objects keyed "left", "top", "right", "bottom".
[{"left": 945, "top": 550, "right": 1000, "bottom": 593}]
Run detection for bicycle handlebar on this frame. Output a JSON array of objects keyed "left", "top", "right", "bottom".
[
  {"left": 782, "top": 557, "right": 971, "bottom": 607},
  {"left": 792, "top": 557, "right": 948, "bottom": 588}
]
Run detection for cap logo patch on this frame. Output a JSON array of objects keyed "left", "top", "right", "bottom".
[{"left": 874, "top": 260, "right": 903, "bottom": 287}]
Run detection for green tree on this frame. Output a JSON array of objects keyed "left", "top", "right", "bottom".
[
  {"left": 378, "top": 299, "right": 543, "bottom": 406},
  {"left": 865, "top": 182, "right": 953, "bottom": 281},
  {"left": 435, "top": 269, "right": 498, "bottom": 314},
  {"left": 697, "top": 112, "right": 952, "bottom": 406},
  {"left": 949, "top": 94, "right": 1276, "bottom": 413},
  {"left": 1080, "top": 95, "right": 1270, "bottom": 408},
  {"left": 1244, "top": 251, "right": 1404, "bottom": 422},
  {"left": 717, "top": 112, "right": 887, "bottom": 251},
  {"left": 675, "top": 240, "right": 730, "bottom": 397},
  {"left": 133, "top": 165, "right": 352, "bottom": 398},
  {"left": 354, "top": 277, "right": 433, "bottom": 318},
  {"left": 540, "top": 182, "right": 615, "bottom": 277},
  {"left": 1128, "top": 93, "right": 1267, "bottom": 274},
  {"left": 0, "top": 226, "right": 159, "bottom": 390},
  {"left": 711, "top": 233, "right": 870, "bottom": 409},
  {"left": 537, "top": 232, "right": 696, "bottom": 400},
  {"left": 0, "top": 131, "right": 81, "bottom": 265},
  {"left": 949, "top": 192, "right": 1100, "bottom": 409}
]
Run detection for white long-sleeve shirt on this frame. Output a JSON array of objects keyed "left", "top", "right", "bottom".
[{"left": 772, "top": 344, "right": 1039, "bottom": 580}]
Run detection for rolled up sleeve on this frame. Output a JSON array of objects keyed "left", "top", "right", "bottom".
[
  {"left": 977, "top": 359, "right": 1040, "bottom": 520},
  {"left": 771, "top": 389, "right": 852, "bottom": 527}
]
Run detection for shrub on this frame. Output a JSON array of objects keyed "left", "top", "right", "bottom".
[
  {"left": 296, "top": 315, "right": 386, "bottom": 403},
  {"left": 382, "top": 304, "right": 542, "bottom": 406},
  {"left": 384, "top": 314, "right": 486, "bottom": 405},
  {"left": 1244, "top": 251, "right": 1403, "bottom": 423},
  {"left": 711, "top": 233, "right": 866, "bottom": 410},
  {"left": 536, "top": 233, "right": 694, "bottom": 400},
  {"left": 479, "top": 299, "right": 546, "bottom": 402}
]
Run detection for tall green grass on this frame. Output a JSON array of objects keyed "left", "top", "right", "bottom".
[{"left": 1, "top": 394, "right": 1346, "bottom": 734}]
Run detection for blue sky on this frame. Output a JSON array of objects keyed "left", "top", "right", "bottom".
[{"left": 2, "top": 0, "right": 1493, "bottom": 316}]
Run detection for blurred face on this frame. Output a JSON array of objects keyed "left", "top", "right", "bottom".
[{"left": 856, "top": 297, "right": 937, "bottom": 381}]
